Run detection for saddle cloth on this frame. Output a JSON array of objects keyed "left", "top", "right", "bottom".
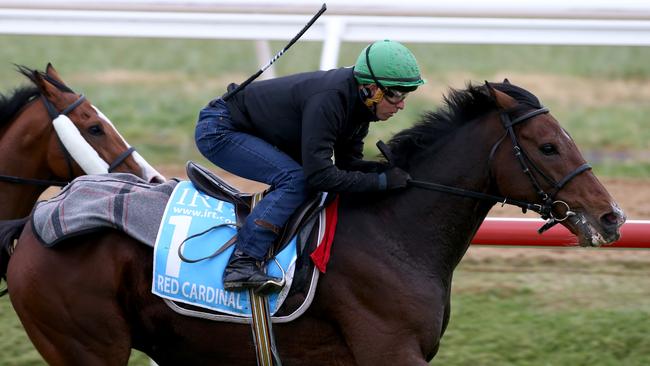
[{"left": 153, "top": 180, "right": 304, "bottom": 316}]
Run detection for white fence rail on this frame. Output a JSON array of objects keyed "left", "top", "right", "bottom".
[{"left": 1, "top": 1, "right": 649, "bottom": 70}]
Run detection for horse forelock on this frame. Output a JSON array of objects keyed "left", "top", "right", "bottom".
[{"left": 387, "top": 82, "right": 542, "bottom": 168}]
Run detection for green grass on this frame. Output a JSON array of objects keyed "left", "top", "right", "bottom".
[
  {"left": 0, "top": 298, "right": 42, "bottom": 366},
  {"left": 1, "top": 35, "right": 648, "bottom": 176},
  {"left": 433, "top": 248, "right": 650, "bottom": 366},
  {"left": 3, "top": 247, "right": 649, "bottom": 365}
]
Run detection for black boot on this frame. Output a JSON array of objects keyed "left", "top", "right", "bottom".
[{"left": 223, "top": 249, "right": 284, "bottom": 293}]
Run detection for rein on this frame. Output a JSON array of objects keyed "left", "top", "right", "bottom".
[
  {"left": 406, "top": 106, "right": 591, "bottom": 234},
  {"left": 0, "top": 174, "right": 67, "bottom": 187}
]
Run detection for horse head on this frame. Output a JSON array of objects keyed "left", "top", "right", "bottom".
[
  {"left": 21, "top": 63, "right": 164, "bottom": 183},
  {"left": 485, "top": 80, "right": 625, "bottom": 246}
]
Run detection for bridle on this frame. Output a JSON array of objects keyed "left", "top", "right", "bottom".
[
  {"left": 407, "top": 105, "right": 592, "bottom": 233},
  {"left": 0, "top": 80, "right": 136, "bottom": 187}
]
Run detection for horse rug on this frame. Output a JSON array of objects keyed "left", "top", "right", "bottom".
[
  {"left": 31, "top": 172, "right": 338, "bottom": 320},
  {"left": 31, "top": 173, "right": 178, "bottom": 247}
]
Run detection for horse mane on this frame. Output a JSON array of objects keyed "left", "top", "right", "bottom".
[
  {"left": 0, "top": 84, "right": 40, "bottom": 128},
  {"left": 387, "top": 82, "right": 542, "bottom": 168}
]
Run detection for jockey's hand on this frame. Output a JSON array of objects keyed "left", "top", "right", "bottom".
[{"left": 382, "top": 167, "right": 411, "bottom": 190}]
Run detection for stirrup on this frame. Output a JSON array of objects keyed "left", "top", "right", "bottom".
[{"left": 254, "top": 277, "right": 285, "bottom": 295}]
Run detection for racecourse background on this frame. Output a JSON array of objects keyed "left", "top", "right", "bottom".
[{"left": 0, "top": 3, "right": 649, "bottom": 364}]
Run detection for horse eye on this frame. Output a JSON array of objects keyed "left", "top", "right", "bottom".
[
  {"left": 88, "top": 125, "right": 104, "bottom": 136},
  {"left": 539, "top": 143, "right": 558, "bottom": 156}
]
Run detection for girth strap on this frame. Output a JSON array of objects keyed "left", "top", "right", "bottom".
[{"left": 248, "top": 193, "right": 282, "bottom": 366}]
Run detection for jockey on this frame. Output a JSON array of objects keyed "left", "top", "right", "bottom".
[{"left": 195, "top": 40, "right": 425, "bottom": 293}]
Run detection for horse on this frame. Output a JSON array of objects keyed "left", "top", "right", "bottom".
[
  {"left": 0, "top": 63, "right": 164, "bottom": 220},
  {"left": 0, "top": 80, "right": 625, "bottom": 365}
]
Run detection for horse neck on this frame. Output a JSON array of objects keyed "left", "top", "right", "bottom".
[
  {"left": 0, "top": 101, "right": 56, "bottom": 219},
  {"left": 360, "top": 115, "right": 501, "bottom": 279}
]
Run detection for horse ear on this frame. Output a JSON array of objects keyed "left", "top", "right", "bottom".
[
  {"left": 503, "top": 78, "right": 511, "bottom": 84},
  {"left": 45, "top": 63, "right": 64, "bottom": 84},
  {"left": 32, "top": 69, "right": 60, "bottom": 98},
  {"left": 484, "top": 81, "right": 517, "bottom": 109}
]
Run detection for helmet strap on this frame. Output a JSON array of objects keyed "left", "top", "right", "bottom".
[
  {"left": 365, "top": 43, "right": 386, "bottom": 92},
  {"left": 361, "top": 43, "right": 387, "bottom": 118}
]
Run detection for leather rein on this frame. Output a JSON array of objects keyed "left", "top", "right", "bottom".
[
  {"left": 404, "top": 107, "right": 592, "bottom": 234},
  {"left": 0, "top": 80, "right": 135, "bottom": 187}
]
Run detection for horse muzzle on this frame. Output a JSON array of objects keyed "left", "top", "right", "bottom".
[{"left": 568, "top": 204, "right": 626, "bottom": 247}]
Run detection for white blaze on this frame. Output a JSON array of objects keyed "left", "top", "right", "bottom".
[{"left": 52, "top": 114, "right": 110, "bottom": 174}]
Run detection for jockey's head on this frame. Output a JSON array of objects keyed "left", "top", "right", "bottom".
[{"left": 354, "top": 40, "right": 425, "bottom": 120}]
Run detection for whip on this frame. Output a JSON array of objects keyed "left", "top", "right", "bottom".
[{"left": 222, "top": 3, "right": 327, "bottom": 101}]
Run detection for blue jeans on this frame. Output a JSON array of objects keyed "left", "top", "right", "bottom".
[{"left": 195, "top": 99, "right": 308, "bottom": 260}]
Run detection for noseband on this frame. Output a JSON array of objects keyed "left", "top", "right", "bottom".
[
  {"left": 0, "top": 88, "right": 136, "bottom": 187},
  {"left": 408, "top": 106, "right": 591, "bottom": 233}
]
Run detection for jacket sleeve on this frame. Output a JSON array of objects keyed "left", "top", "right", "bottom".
[
  {"left": 301, "top": 91, "right": 382, "bottom": 192},
  {"left": 334, "top": 123, "right": 390, "bottom": 173}
]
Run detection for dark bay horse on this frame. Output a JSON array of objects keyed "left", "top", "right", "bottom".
[
  {"left": 0, "top": 81, "right": 625, "bottom": 365},
  {"left": 0, "top": 64, "right": 164, "bottom": 219}
]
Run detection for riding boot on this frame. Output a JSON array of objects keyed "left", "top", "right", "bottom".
[{"left": 223, "top": 249, "right": 284, "bottom": 293}]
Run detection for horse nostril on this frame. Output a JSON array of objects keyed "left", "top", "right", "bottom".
[{"left": 600, "top": 212, "right": 620, "bottom": 230}]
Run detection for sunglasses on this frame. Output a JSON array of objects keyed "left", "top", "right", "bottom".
[{"left": 383, "top": 89, "right": 409, "bottom": 105}]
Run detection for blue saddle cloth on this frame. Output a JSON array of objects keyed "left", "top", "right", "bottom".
[{"left": 152, "top": 181, "right": 298, "bottom": 316}]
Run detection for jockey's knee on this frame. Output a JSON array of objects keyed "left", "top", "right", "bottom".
[{"left": 275, "top": 168, "right": 307, "bottom": 197}]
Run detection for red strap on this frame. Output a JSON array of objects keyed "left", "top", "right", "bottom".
[{"left": 310, "top": 195, "right": 339, "bottom": 273}]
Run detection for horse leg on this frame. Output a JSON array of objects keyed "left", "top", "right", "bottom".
[{"left": 7, "top": 224, "right": 132, "bottom": 365}]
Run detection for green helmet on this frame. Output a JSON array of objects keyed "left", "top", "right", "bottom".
[{"left": 353, "top": 40, "right": 425, "bottom": 90}]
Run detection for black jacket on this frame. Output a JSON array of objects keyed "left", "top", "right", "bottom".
[{"left": 225, "top": 67, "right": 383, "bottom": 192}]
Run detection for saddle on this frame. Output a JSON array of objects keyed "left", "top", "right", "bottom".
[{"left": 186, "top": 161, "right": 331, "bottom": 258}]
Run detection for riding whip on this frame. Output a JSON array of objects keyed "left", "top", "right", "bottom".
[{"left": 222, "top": 3, "right": 327, "bottom": 101}]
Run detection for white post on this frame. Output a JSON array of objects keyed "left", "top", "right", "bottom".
[
  {"left": 320, "top": 17, "right": 345, "bottom": 70},
  {"left": 255, "top": 40, "right": 275, "bottom": 79}
]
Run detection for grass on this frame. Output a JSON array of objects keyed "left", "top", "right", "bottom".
[
  {"left": 2, "top": 247, "right": 649, "bottom": 365},
  {"left": 0, "top": 35, "right": 648, "bottom": 176},
  {"left": 433, "top": 248, "right": 650, "bottom": 366}
]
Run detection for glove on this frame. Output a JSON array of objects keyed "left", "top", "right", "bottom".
[{"left": 380, "top": 167, "right": 411, "bottom": 190}]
